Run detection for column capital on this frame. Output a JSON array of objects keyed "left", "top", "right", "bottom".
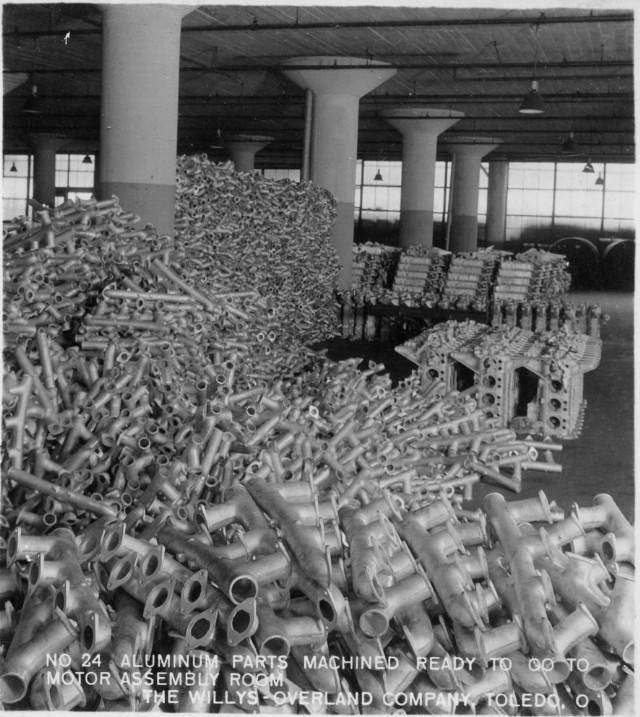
[
  {"left": 225, "top": 134, "right": 274, "bottom": 151},
  {"left": 381, "top": 106, "right": 464, "bottom": 137},
  {"left": 281, "top": 56, "right": 394, "bottom": 289},
  {"left": 100, "top": 4, "right": 192, "bottom": 22},
  {"left": 225, "top": 135, "right": 274, "bottom": 171},
  {"left": 445, "top": 136, "right": 501, "bottom": 159},
  {"left": 282, "top": 56, "right": 396, "bottom": 97},
  {"left": 28, "top": 133, "right": 69, "bottom": 152}
]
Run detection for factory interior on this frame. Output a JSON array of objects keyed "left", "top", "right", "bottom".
[{"left": 1, "top": 3, "right": 636, "bottom": 716}]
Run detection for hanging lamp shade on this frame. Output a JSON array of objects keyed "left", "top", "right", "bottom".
[
  {"left": 374, "top": 169, "right": 383, "bottom": 181},
  {"left": 23, "top": 84, "right": 43, "bottom": 114},
  {"left": 9, "top": 162, "right": 17, "bottom": 173},
  {"left": 518, "top": 80, "right": 545, "bottom": 114},
  {"left": 561, "top": 131, "right": 578, "bottom": 154},
  {"left": 595, "top": 172, "right": 604, "bottom": 186},
  {"left": 209, "top": 128, "right": 224, "bottom": 149},
  {"left": 82, "top": 154, "right": 93, "bottom": 165},
  {"left": 582, "top": 159, "right": 594, "bottom": 173}
]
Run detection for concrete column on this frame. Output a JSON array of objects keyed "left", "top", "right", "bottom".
[
  {"left": 100, "top": 5, "right": 189, "bottom": 236},
  {"left": 282, "top": 57, "right": 396, "bottom": 288},
  {"left": 29, "top": 133, "right": 66, "bottom": 207},
  {"left": 446, "top": 137, "right": 501, "bottom": 253},
  {"left": 92, "top": 151, "right": 101, "bottom": 198},
  {"left": 226, "top": 134, "right": 273, "bottom": 171},
  {"left": 485, "top": 158, "right": 509, "bottom": 247},
  {"left": 381, "top": 107, "right": 464, "bottom": 249}
]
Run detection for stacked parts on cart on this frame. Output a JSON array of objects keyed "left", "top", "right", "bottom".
[
  {"left": 351, "top": 242, "right": 401, "bottom": 291},
  {"left": 343, "top": 246, "right": 575, "bottom": 325},
  {"left": 396, "top": 320, "right": 602, "bottom": 439},
  {"left": 337, "top": 245, "right": 595, "bottom": 343},
  {"left": 391, "top": 247, "right": 451, "bottom": 301},
  {"left": 491, "top": 299, "right": 603, "bottom": 337},
  {"left": 494, "top": 249, "right": 571, "bottom": 303},
  {"left": 441, "top": 250, "right": 502, "bottom": 311}
]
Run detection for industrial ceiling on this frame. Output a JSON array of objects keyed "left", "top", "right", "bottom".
[{"left": 2, "top": 4, "right": 635, "bottom": 165}]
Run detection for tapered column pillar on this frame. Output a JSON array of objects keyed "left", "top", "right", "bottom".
[
  {"left": 226, "top": 134, "right": 273, "bottom": 171},
  {"left": 381, "top": 107, "right": 463, "bottom": 249},
  {"left": 282, "top": 57, "right": 396, "bottom": 288},
  {"left": 485, "top": 158, "right": 509, "bottom": 248},
  {"left": 29, "top": 133, "right": 67, "bottom": 207},
  {"left": 99, "top": 5, "right": 189, "bottom": 236},
  {"left": 447, "top": 137, "right": 501, "bottom": 253}
]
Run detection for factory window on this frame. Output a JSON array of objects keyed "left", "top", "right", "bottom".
[
  {"left": 55, "top": 154, "right": 95, "bottom": 202},
  {"left": 602, "top": 164, "right": 635, "bottom": 234},
  {"left": 505, "top": 161, "right": 635, "bottom": 241},
  {"left": 354, "top": 160, "right": 451, "bottom": 224},
  {"left": 358, "top": 160, "right": 402, "bottom": 223},
  {"left": 3, "top": 154, "right": 33, "bottom": 220},
  {"left": 478, "top": 162, "right": 489, "bottom": 223},
  {"left": 505, "top": 162, "right": 555, "bottom": 241},
  {"left": 433, "top": 161, "right": 450, "bottom": 224},
  {"left": 262, "top": 168, "right": 301, "bottom": 182},
  {"left": 554, "top": 163, "right": 603, "bottom": 230}
]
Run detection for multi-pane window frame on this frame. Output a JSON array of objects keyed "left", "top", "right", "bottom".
[
  {"left": 54, "top": 154, "right": 96, "bottom": 205},
  {"left": 3, "top": 153, "right": 33, "bottom": 220}
]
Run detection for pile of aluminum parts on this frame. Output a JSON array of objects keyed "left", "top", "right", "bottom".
[
  {"left": 335, "top": 289, "right": 412, "bottom": 342},
  {"left": 335, "top": 290, "right": 605, "bottom": 346},
  {"left": 351, "top": 243, "right": 401, "bottom": 292},
  {"left": 175, "top": 155, "right": 341, "bottom": 345},
  {"left": 1, "top": 449, "right": 634, "bottom": 715},
  {"left": 494, "top": 250, "right": 571, "bottom": 304},
  {"left": 491, "top": 299, "right": 604, "bottom": 338},
  {"left": 3, "top": 197, "right": 332, "bottom": 391},
  {"left": 78, "top": 251, "right": 324, "bottom": 390},
  {"left": 3, "top": 198, "right": 166, "bottom": 347},
  {"left": 334, "top": 289, "right": 361, "bottom": 340},
  {"left": 336, "top": 288, "right": 437, "bottom": 342},
  {"left": 391, "top": 247, "right": 451, "bottom": 303},
  {"left": 2, "top": 200, "right": 631, "bottom": 714},
  {"left": 396, "top": 320, "right": 602, "bottom": 439},
  {"left": 441, "top": 250, "right": 502, "bottom": 312}
]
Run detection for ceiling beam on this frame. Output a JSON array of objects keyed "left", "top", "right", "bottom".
[
  {"left": 6, "top": 113, "right": 633, "bottom": 136},
  {"left": 4, "top": 10, "right": 632, "bottom": 38},
  {"left": 7, "top": 79, "right": 632, "bottom": 101},
  {"left": 183, "top": 12, "right": 633, "bottom": 33},
  {"left": 5, "top": 60, "right": 633, "bottom": 74},
  {"left": 179, "top": 92, "right": 635, "bottom": 104}
]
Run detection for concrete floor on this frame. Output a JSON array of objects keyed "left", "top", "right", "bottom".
[{"left": 320, "top": 291, "right": 635, "bottom": 522}]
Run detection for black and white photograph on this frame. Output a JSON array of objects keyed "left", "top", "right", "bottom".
[{"left": 1, "top": 1, "right": 636, "bottom": 714}]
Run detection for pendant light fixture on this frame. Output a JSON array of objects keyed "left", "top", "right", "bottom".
[
  {"left": 23, "top": 83, "right": 43, "bottom": 114},
  {"left": 373, "top": 146, "right": 385, "bottom": 181},
  {"left": 9, "top": 161, "right": 17, "bottom": 173},
  {"left": 595, "top": 171, "right": 604, "bottom": 186},
  {"left": 519, "top": 21, "right": 545, "bottom": 114},
  {"left": 519, "top": 80, "right": 545, "bottom": 114},
  {"left": 561, "top": 131, "right": 578, "bottom": 154},
  {"left": 82, "top": 154, "right": 92, "bottom": 165},
  {"left": 582, "top": 158, "right": 594, "bottom": 173},
  {"left": 209, "top": 128, "right": 224, "bottom": 150},
  {"left": 559, "top": 94, "right": 579, "bottom": 155}
]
